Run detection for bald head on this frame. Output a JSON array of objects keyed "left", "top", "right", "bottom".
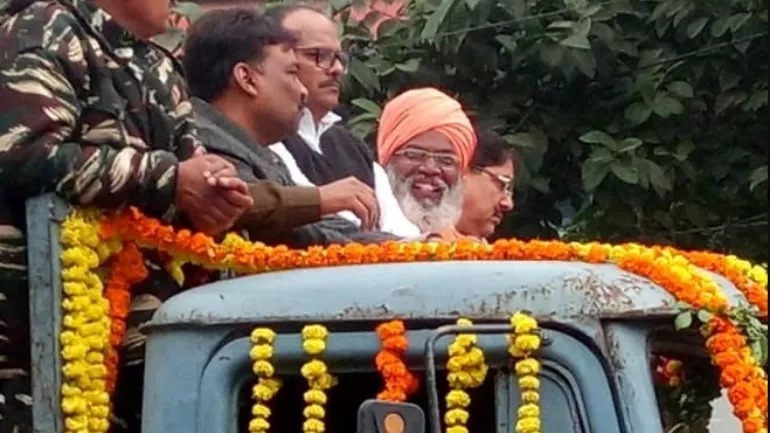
[{"left": 267, "top": 4, "right": 345, "bottom": 121}]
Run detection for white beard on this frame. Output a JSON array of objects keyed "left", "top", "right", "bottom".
[{"left": 386, "top": 165, "right": 463, "bottom": 233}]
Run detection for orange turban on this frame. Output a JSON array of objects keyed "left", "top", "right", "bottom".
[{"left": 376, "top": 88, "right": 477, "bottom": 170}]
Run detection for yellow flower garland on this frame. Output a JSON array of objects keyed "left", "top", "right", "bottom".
[
  {"left": 445, "top": 318, "right": 489, "bottom": 433},
  {"left": 248, "top": 328, "right": 281, "bottom": 433},
  {"left": 508, "top": 312, "right": 542, "bottom": 433},
  {"left": 300, "top": 325, "right": 336, "bottom": 433},
  {"left": 59, "top": 210, "right": 120, "bottom": 433}
]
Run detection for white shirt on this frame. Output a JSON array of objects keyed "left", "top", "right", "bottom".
[{"left": 269, "top": 110, "right": 421, "bottom": 238}]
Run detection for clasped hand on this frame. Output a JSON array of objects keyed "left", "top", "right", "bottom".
[{"left": 175, "top": 149, "right": 253, "bottom": 235}]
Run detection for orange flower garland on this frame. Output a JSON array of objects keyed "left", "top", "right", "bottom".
[
  {"left": 103, "top": 242, "right": 148, "bottom": 394},
  {"left": 89, "top": 207, "right": 768, "bottom": 433},
  {"left": 374, "top": 320, "right": 419, "bottom": 402}
]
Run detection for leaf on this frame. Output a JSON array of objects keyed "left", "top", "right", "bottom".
[
  {"left": 348, "top": 57, "right": 380, "bottom": 92},
  {"left": 547, "top": 20, "right": 576, "bottom": 30},
  {"left": 652, "top": 93, "right": 684, "bottom": 118},
  {"left": 539, "top": 43, "right": 564, "bottom": 67},
  {"left": 674, "top": 311, "right": 693, "bottom": 330},
  {"left": 496, "top": 35, "right": 518, "bottom": 52},
  {"left": 696, "top": 309, "right": 713, "bottom": 323},
  {"left": 710, "top": 17, "right": 730, "bottom": 37},
  {"left": 464, "top": 0, "right": 480, "bottom": 11},
  {"left": 569, "top": 49, "right": 596, "bottom": 78},
  {"left": 587, "top": 148, "right": 615, "bottom": 163},
  {"left": 421, "top": 0, "right": 457, "bottom": 40},
  {"left": 750, "top": 339, "right": 768, "bottom": 367},
  {"left": 506, "top": 132, "right": 536, "bottom": 148},
  {"left": 579, "top": 130, "right": 617, "bottom": 148},
  {"left": 667, "top": 81, "right": 693, "bottom": 99},
  {"left": 560, "top": 34, "right": 591, "bottom": 49},
  {"left": 394, "top": 58, "right": 421, "bottom": 72},
  {"left": 646, "top": 161, "right": 671, "bottom": 196},
  {"left": 749, "top": 166, "right": 768, "bottom": 191},
  {"left": 686, "top": 17, "right": 709, "bottom": 38},
  {"left": 624, "top": 102, "right": 652, "bottom": 125},
  {"left": 350, "top": 98, "right": 382, "bottom": 116},
  {"left": 610, "top": 161, "right": 640, "bottom": 184},
  {"left": 529, "top": 176, "right": 551, "bottom": 193},
  {"left": 581, "top": 161, "right": 610, "bottom": 190},
  {"left": 618, "top": 138, "right": 643, "bottom": 153}
]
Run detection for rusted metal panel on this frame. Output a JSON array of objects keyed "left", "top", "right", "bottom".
[{"left": 148, "top": 261, "right": 748, "bottom": 328}]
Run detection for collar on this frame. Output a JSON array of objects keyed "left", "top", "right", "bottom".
[
  {"left": 191, "top": 98, "right": 263, "bottom": 150},
  {"left": 297, "top": 108, "right": 341, "bottom": 154},
  {"left": 64, "top": 0, "right": 140, "bottom": 58}
]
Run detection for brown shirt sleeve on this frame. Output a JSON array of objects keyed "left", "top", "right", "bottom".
[{"left": 232, "top": 181, "right": 322, "bottom": 234}]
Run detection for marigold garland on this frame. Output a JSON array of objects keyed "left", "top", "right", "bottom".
[
  {"left": 103, "top": 242, "right": 148, "bottom": 394},
  {"left": 249, "top": 328, "right": 281, "bottom": 433},
  {"left": 300, "top": 325, "right": 336, "bottom": 433},
  {"left": 60, "top": 210, "right": 119, "bottom": 433},
  {"left": 444, "top": 318, "right": 488, "bottom": 433},
  {"left": 375, "top": 320, "right": 419, "bottom": 402},
  {"left": 508, "top": 312, "right": 542, "bottom": 433},
  {"left": 53, "top": 206, "right": 767, "bottom": 433}
]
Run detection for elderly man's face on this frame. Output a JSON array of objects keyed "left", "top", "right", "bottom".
[{"left": 385, "top": 131, "right": 464, "bottom": 230}]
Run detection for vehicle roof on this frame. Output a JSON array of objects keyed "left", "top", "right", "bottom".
[{"left": 147, "top": 260, "right": 748, "bottom": 327}]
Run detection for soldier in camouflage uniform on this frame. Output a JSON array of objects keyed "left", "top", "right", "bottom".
[{"left": 0, "top": 0, "right": 257, "bottom": 431}]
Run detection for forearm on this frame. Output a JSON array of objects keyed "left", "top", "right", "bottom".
[{"left": 232, "top": 182, "right": 322, "bottom": 234}]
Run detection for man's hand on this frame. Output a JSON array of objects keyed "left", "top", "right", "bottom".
[
  {"left": 175, "top": 155, "right": 254, "bottom": 235},
  {"left": 318, "top": 177, "right": 380, "bottom": 230}
]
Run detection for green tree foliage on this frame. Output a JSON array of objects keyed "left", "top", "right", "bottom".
[{"left": 337, "top": 0, "right": 768, "bottom": 261}]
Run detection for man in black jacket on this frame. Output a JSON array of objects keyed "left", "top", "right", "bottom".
[{"left": 183, "top": 7, "right": 399, "bottom": 247}]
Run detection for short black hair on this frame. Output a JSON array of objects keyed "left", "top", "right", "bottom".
[
  {"left": 183, "top": 7, "right": 297, "bottom": 102},
  {"left": 471, "top": 129, "right": 520, "bottom": 169}
]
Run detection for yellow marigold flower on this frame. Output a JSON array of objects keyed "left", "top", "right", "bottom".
[
  {"left": 303, "top": 403, "right": 326, "bottom": 419},
  {"left": 519, "top": 376, "right": 540, "bottom": 391},
  {"left": 469, "top": 366, "right": 488, "bottom": 387},
  {"left": 63, "top": 361, "right": 88, "bottom": 378},
  {"left": 515, "top": 417, "right": 541, "bottom": 433},
  {"left": 448, "top": 341, "right": 467, "bottom": 357},
  {"left": 311, "top": 373, "right": 337, "bottom": 390},
  {"left": 446, "top": 390, "right": 471, "bottom": 408},
  {"left": 65, "top": 415, "right": 88, "bottom": 431},
  {"left": 262, "top": 378, "right": 282, "bottom": 393},
  {"left": 448, "top": 371, "right": 474, "bottom": 388},
  {"left": 61, "top": 384, "right": 80, "bottom": 397},
  {"left": 62, "top": 344, "right": 89, "bottom": 361},
  {"left": 303, "top": 418, "right": 326, "bottom": 433},
  {"left": 301, "top": 360, "right": 328, "bottom": 379},
  {"left": 251, "top": 328, "right": 275, "bottom": 344},
  {"left": 87, "top": 364, "right": 108, "bottom": 380},
  {"left": 88, "top": 418, "right": 110, "bottom": 432},
  {"left": 252, "top": 383, "right": 278, "bottom": 401},
  {"left": 515, "top": 358, "right": 541, "bottom": 376},
  {"left": 514, "top": 334, "right": 541, "bottom": 353},
  {"left": 304, "top": 389, "right": 327, "bottom": 405},
  {"left": 249, "top": 417, "right": 270, "bottom": 433},
  {"left": 302, "top": 325, "right": 329, "bottom": 341},
  {"left": 447, "top": 426, "right": 469, "bottom": 433},
  {"left": 518, "top": 403, "right": 540, "bottom": 419},
  {"left": 252, "top": 360, "right": 275, "bottom": 377},
  {"left": 510, "top": 312, "right": 538, "bottom": 334},
  {"left": 251, "top": 403, "right": 271, "bottom": 418},
  {"left": 444, "top": 408, "right": 469, "bottom": 425},
  {"left": 521, "top": 391, "right": 540, "bottom": 404},
  {"left": 455, "top": 334, "right": 476, "bottom": 347},
  {"left": 249, "top": 344, "right": 274, "bottom": 361},
  {"left": 303, "top": 339, "right": 326, "bottom": 356},
  {"left": 749, "top": 265, "right": 768, "bottom": 286},
  {"left": 447, "top": 356, "right": 465, "bottom": 372},
  {"left": 61, "top": 396, "right": 87, "bottom": 414},
  {"left": 90, "top": 403, "right": 110, "bottom": 417},
  {"left": 63, "top": 282, "right": 87, "bottom": 296},
  {"left": 456, "top": 318, "right": 473, "bottom": 327}
]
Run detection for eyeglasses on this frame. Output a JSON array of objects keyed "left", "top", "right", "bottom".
[
  {"left": 393, "top": 148, "right": 460, "bottom": 170},
  {"left": 295, "top": 47, "right": 349, "bottom": 73},
  {"left": 473, "top": 166, "right": 514, "bottom": 195}
]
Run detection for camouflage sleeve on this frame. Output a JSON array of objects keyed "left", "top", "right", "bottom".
[{"left": 0, "top": 50, "right": 181, "bottom": 221}]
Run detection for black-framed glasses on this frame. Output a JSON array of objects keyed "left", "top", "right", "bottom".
[
  {"left": 295, "top": 47, "right": 349, "bottom": 72},
  {"left": 473, "top": 165, "right": 514, "bottom": 195},
  {"left": 394, "top": 148, "right": 461, "bottom": 170}
]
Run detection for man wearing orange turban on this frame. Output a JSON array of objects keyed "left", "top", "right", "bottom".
[{"left": 377, "top": 88, "right": 478, "bottom": 237}]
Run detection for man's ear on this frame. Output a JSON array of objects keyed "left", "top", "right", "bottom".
[{"left": 232, "top": 63, "right": 259, "bottom": 98}]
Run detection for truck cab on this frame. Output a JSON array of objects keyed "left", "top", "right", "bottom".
[{"left": 26, "top": 195, "right": 744, "bottom": 433}]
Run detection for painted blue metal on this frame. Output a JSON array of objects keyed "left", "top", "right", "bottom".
[
  {"left": 26, "top": 193, "right": 69, "bottom": 433},
  {"left": 149, "top": 260, "right": 748, "bottom": 327},
  {"left": 141, "top": 327, "right": 622, "bottom": 433}
]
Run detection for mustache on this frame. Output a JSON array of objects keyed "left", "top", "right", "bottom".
[{"left": 319, "top": 78, "right": 341, "bottom": 88}]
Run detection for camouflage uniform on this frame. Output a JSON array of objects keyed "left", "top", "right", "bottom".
[{"left": 0, "top": 1, "right": 203, "bottom": 431}]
